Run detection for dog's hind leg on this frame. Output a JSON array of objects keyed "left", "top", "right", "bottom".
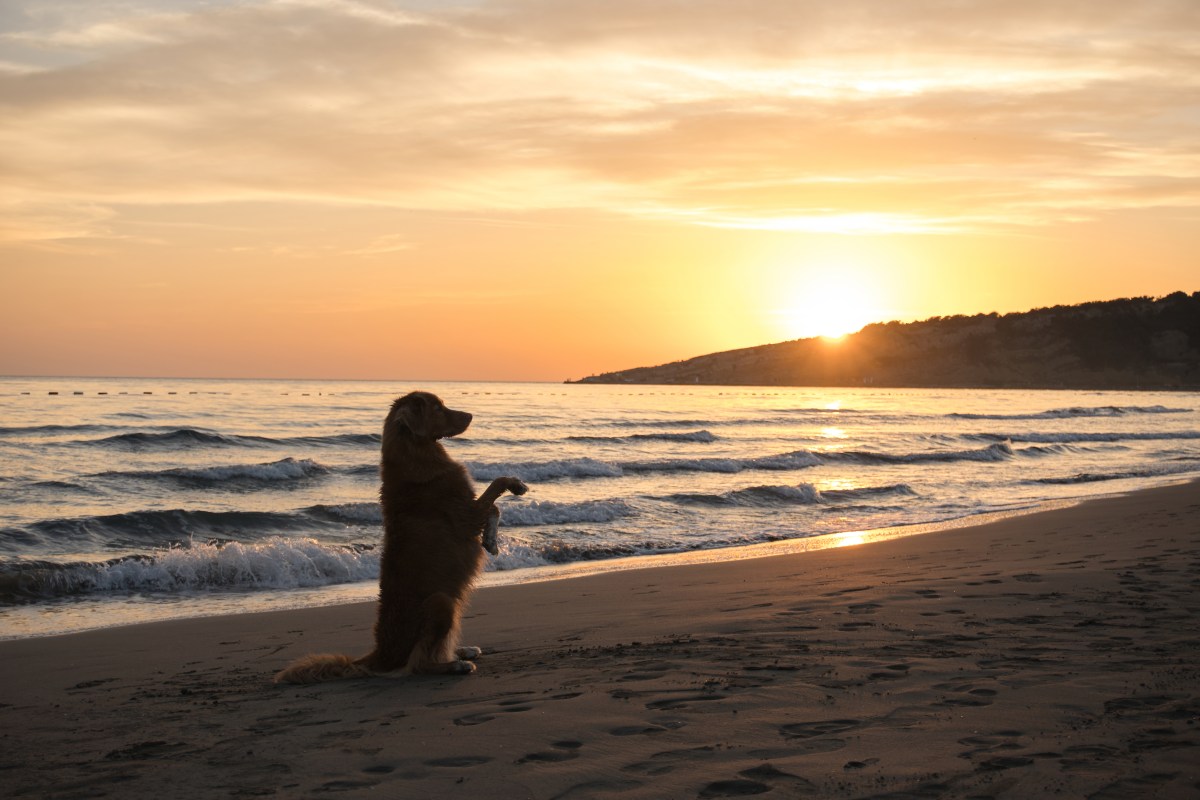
[
  {"left": 409, "top": 592, "right": 476, "bottom": 675},
  {"left": 482, "top": 506, "right": 501, "bottom": 555}
]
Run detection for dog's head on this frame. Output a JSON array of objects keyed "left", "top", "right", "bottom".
[{"left": 386, "top": 391, "right": 473, "bottom": 441}]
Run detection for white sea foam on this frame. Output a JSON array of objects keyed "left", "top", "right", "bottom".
[
  {"left": 120, "top": 457, "right": 331, "bottom": 485},
  {"left": 499, "top": 499, "right": 634, "bottom": 527},
  {"left": 469, "top": 457, "right": 624, "bottom": 482},
  {"left": 5, "top": 537, "right": 379, "bottom": 599}
]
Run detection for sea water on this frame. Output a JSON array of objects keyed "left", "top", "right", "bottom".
[{"left": 1, "top": 377, "right": 1197, "bottom": 638}]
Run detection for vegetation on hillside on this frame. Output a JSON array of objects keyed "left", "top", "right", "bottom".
[{"left": 571, "top": 292, "right": 1200, "bottom": 389}]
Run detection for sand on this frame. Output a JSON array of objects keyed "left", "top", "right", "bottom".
[{"left": 2, "top": 481, "right": 1198, "bottom": 799}]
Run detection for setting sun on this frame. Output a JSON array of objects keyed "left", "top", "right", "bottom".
[{"left": 776, "top": 274, "right": 881, "bottom": 340}]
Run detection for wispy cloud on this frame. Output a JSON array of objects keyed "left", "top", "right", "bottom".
[{"left": 1, "top": 0, "right": 1197, "bottom": 244}]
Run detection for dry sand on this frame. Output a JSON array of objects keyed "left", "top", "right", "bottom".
[{"left": 2, "top": 481, "right": 1198, "bottom": 799}]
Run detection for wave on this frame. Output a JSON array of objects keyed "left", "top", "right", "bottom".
[
  {"left": 305, "top": 503, "right": 383, "bottom": 525},
  {"left": 468, "top": 443, "right": 1014, "bottom": 482},
  {"left": 282, "top": 433, "right": 380, "bottom": 447},
  {"left": 567, "top": 430, "right": 718, "bottom": 444},
  {"left": 4, "top": 505, "right": 374, "bottom": 551},
  {"left": 969, "top": 431, "right": 1200, "bottom": 444},
  {"left": 664, "top": 482, "right": 916, "bottom": 508},
  {"left": 1012, "top": 444, "right": 1085, "bottom": 457},
  {"left": 0, "top": 538, "right": 378, "bottom": 603},
  {"left": 821, "top": 483, "right": 919, "bottom": 502},
  {"left": 469, "top": 458, "right": 625, "bottom": 482},
  {"left": 498, "top": 499, "right": 634, "bottom": 527},
  {"left": 820, "top": 442, "right": 1013, "bottom": 465},
  {"left": 0, "top": 423, "right": 121, "bottom": 436},
  {"left": 72, "top": 428, "right": 381, "bottom": 450},
  {"left": 949, "top": 405, "right": 1191, "bottom": 420},
  {"left": 81, "top": 429, "right": 275, "bottom": 450},
  {"left": 602, "top": 418, "right": 730, "bottom": 429},
  {"left": 597, "top": 411, "right": 862, "bottom": 429},
  {"left": 1031, "top": 463, "right": 1200, "bottom": 486},
  {"left": 96, "top": 458, "right": 331, "bottom": 489}
]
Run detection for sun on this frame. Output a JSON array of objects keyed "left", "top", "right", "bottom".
[{"left": 776, "top": 274, "right": 880, "bottom": 340}]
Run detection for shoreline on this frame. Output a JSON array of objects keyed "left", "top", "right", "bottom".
[
  {"left": 0, "top": 487, "right": 1122, "bottom": 642},
  {"left": 2, "top": 479, "right": 1198, "bottom": 798}
]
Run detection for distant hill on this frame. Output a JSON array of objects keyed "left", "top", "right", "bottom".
[{"left": 570, "top": 292, "right": 1200, "bottom": 389}]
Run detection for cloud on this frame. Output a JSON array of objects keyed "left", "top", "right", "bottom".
[{"left": 1, "top": 0, "right": 1197, "bottom": 244}]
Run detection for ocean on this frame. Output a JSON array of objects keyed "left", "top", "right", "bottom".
[{"left": 1, "top": 377, "right": 1197, "bottom": 639}]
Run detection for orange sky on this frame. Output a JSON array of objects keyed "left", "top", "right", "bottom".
[{"left": 2, "top": 0, "right": 1197, "bottom": 381}]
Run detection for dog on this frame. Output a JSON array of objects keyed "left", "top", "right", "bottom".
[{"left": 274, "top": 391, "right": 527, "bottom": 683}]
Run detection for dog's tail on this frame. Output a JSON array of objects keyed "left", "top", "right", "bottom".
[{"left": 273, "top": 653, "right": 372, "bottom": 684}]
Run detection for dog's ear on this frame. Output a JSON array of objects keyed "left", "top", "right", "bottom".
[{"left": 391, "top": 394, "right": 431, "bottom": 439}]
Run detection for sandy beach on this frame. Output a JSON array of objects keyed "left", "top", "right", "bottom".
[{"left": 2, "top": 481, "right": 1198, "bottom": 799}]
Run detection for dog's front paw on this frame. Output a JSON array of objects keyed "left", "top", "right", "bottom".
[
  {"left": 509, "top": 478, "right": 529, "bottom": 496},
  {"left": 456, "top": 646, "right": 482, "bottom": 661}
]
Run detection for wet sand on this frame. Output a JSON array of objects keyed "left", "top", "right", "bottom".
[{"left": 2, "top": 481, "right": 1198, "bottom": 799}]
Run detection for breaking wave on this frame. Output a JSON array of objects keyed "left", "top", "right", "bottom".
[
  {"left": 498, "top": 499, "right": 635, "bottom": 526},
  {"left": 0, "top": 538, "right": 379, "bottom": 602},
  {"left": 96, "top": 458, "right": 331, "bottom": 488},
  {"left": 1, "top": 505, "right": 377, "bottom": 552}
]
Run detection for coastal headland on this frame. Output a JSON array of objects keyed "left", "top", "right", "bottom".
[{"left": 572, "top": 292, "right": 1200, "bottom": 389}]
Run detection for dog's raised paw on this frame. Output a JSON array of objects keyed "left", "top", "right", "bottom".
[{"left": 510, "top": 479, "right": 528, "bottom": 496}]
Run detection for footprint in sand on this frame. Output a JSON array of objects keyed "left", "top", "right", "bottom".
[
  {"left": 517, "top": 740, "right": 583, "bottom": 765},
  {"left": 453, "top": 705, "right": 533, "bottom": 726},
  {"left": 934, "top": 683, "right": 998, "bottom": 708},
  {"left": 451, "top": 691, "right": 582, "bottom": 726},
  {"left": 698, "top": 778, "right": 770, "bottom": 797},
  {"left": 780, "top": 719, "right": 861, "bottom": 739},
  {"left": 776, "top": 719, "right": 861, "bottom": 755},
  {"left": 739, "top": 763, "right": 817, "bottom": 791},
  {"left": 550, "top": 779, "right": 643, "bottom": 800},
  {"left": 957, "top": 730, "right": 1025, "bottom": 761},
  {"left": 623, "top": 746, "right": 715, "bottom": 776},
  {"left": 848, "top": 602, "right": 881, "bottom": 615},
  {"left": 867, "top": 664, "right": 910, "bottom": 681},
  {"left": 612, "top": 687, "right": 729, "bottom": 711},
  {"left": 608, "top": 720, "right": 687, "bottom": 737},
  {"left": 424, "top": 755, "right": 493, "bottom": 768}
]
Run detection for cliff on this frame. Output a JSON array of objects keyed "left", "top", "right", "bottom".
[{"left": 570, "top": 292, "right": 1200, "bottom": 389}]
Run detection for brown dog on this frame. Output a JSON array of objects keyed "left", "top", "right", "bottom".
[{"left": 274, "top": 391, "right": 527, "bottom": 683}]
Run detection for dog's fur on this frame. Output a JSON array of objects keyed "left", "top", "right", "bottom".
[{"left": 274, "top": 391, "right": 526, "bottom": 684}]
